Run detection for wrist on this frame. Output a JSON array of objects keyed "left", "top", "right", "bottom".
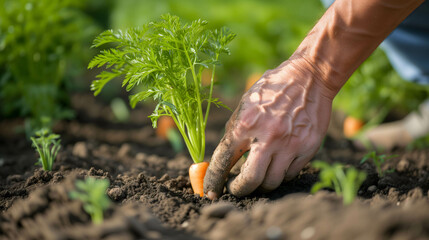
[
  {"left": 288, "top": 0, "right": 424, "bottom": 100},
  {"left": 287, "top": 52, "right": 347, "bottom": 101}
]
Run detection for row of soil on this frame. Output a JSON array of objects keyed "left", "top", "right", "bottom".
[{"left": 1, "top": 93, "right": 429, "bottom": 239}]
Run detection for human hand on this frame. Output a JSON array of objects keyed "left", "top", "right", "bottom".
[{"left": 204, "top": 58, "right": 335, "bottom": 199}]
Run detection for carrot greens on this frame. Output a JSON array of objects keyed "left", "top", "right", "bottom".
[{"left": 89, "top": 14, "right": 235, "bottom": 163}]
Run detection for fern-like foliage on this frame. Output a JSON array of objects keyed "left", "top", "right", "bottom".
[{"left": 89, "top": 14, "right": 235, "bottom": 163}]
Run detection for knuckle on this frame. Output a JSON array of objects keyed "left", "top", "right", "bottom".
[
  {"left": 303, "top": 136, "right": 322, "bottom": 150},
  {"left": 262, "top": 68, "right": 275, "bottom": 77},
  {"left": 260, "top": 180, "right": 280, "bottom": 191},
  {"left": 241, "top": 170, "right": 264, "bottom": 188},
  {"left": 284, "top": 172, "right": 298, "bottom": 181}
]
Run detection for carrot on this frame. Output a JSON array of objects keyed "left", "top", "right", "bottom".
[
  {"left": 156, "top": 116, "right": 176, "bottom": 139},
  {"left": 189, "top": 162, "right": 209, "bottom": 197},
  {"left": 245, "top": 72, "right": 263, "bottom": 91},
  {"left": 201, "top": 69, "right": 215, "bottom": 87},
  {"left": 157, "top": 116, "right": 183, "bottom": 152},
  {"left": 343, "top": 116, "right": 364, "bottom": 138}
]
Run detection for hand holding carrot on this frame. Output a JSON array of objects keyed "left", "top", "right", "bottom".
[{"left": 204, "top": 58, "right": 334, "bottom": 199}]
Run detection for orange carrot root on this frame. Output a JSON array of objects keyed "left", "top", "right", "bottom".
[
  {"left": 343, "top": 116, "right": 364, "bottom": 138},
  {"left": 201, "top": 69, "right": 214, "bottom": 86},
  {"left": 156, "top": 116, "right": 176, "bottom": 139},
  {"left": 245, "top": 72, "right": 263, "bottom": 91},
  {"left": 189, "top": 162, "right": 209, "bottom": 197}
]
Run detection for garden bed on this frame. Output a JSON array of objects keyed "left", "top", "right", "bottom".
[{"left": 1, "top": 93, "right": 429, "bottom": 240}]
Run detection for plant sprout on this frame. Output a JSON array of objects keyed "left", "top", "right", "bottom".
[
  {"left": 311, "top": 161, "right": 367, "bottom": 205},
  {"left": 360, "top": 151, "right": 396, "bottom": 177},
  {"left": 30, "top": 128, "right": 61, "bottom": 171},
  {"left": 88, "top": 14, "right": 235, "bottom": 164},
  {"left": 69, "top": 177, "right": 111, "bottom": 224}
]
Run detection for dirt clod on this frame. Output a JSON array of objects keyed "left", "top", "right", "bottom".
[
  {"left": 201, "top": 201, "right": 236, "bottom": 218},
  {"left": 73, "top": 142, "right": 89, "bottom": 158}
]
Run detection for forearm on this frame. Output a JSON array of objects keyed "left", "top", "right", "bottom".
[{"left": 290, "top": 0, "right": 424, "bottom": 99}]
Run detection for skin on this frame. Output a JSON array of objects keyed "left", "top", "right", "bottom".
[{"left": 204, "top": 0, "right": 424, "bottom": 199}]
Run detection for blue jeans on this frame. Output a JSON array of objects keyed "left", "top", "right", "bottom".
[{"left": 321, "top": 0, "right": 429, "bottom": 85}]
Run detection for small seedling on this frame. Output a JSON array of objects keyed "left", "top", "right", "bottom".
[
  {"left": 110, "top": 98, "right": 130, "bottom": 122},
  {"left": 311, "top": 161, "right": 367, "bottom": 205},
  {"left": 69, "top": 177, "right": 111, "bottom": 224},
  {"left": 360, "top": 151, "right": 396, "bottom": 177},
  {"left": 30, "top": 128, "right": 61, "bottom": 171}
]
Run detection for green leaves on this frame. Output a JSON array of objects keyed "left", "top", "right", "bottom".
[
  {"left": 311, "top": 161, "right": 367, "bottom": 205},
  {"left": 360, "top": 151, "right": 396, "bottom": 177},
  {"left": 89, "top": 14, "right": 235, "bottom": 163},
  {"left": 69, "top": 177, "right": 111, "bottom": 224},
  {"left": 30, "top": 128, "right": 61, "bottom": 171},
  {"left": 333, "top": 49, "right": 429, "bottom": 124},
  {"left": 0, "top": 0, "right": 97, "bottom": 135}
]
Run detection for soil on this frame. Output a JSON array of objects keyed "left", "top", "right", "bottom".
[{"left": 1, "top": 92, "right": 429, "bottom": 240}]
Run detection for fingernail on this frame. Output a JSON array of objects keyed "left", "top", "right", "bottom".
[{"left": 207, "top": 191, "right": 218, "bottom": 200}]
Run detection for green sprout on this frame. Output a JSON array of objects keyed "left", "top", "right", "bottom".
[
  {"left": 69, "top": 177, "right": 111, "bottom": 224},
  {"left": 110, "top": 98, "right": 130, "bottom": 122},
  {"left": 88, "top": 14, "right": 235, "bottom": 164},
  {"left": 360, "top": 151, "right": 396, "bottom": 177},
  {"left": 30, "top": 129, "right": 61, "bottom": 171},
  {"left": 311, "top": 161, "right": 367, "bottom": 205}
]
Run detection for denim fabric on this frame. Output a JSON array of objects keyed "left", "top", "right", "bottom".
[{"left": 321, "top": 0, "right": 429, "bottom": 85}]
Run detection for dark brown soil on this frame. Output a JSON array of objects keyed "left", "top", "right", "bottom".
[{"left": 1, "top": 93, "right": 429, "bottom": 240}]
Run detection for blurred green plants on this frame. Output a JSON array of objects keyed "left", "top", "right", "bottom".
[
  {"left": 360, "top": 151, "right": 396, "bottom": 177},
  {"left": 69, "top": 177, "right": 111, "bottom": 224},
  {"left": 0, "top": 0, "right": 99, "bottom": 135},
  {"left": 311, "top": 161, "right": 367, "bottom": 205},
  {"left": 333, "top": 49, "right": 429, "bottom": 128}
]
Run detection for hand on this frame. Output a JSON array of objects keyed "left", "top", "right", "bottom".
[{"left": 204, "top": 58, "right": 335, "bottom": 199}]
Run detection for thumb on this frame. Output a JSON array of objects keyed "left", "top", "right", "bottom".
[{"left": 204, "top": 135, "right": 247, "bottom": 200}]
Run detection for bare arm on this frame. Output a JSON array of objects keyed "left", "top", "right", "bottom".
[{"left": 294, "top": 0, "right": 424, "bottom": 98}]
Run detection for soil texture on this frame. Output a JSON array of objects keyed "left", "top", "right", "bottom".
[{"left": 1, "top": 93, "right": 429, "bottom": 240}]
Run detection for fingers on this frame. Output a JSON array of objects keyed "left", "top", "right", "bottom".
[
  {"left": 284, "top": 152, "right": 314, "bottom": 181},
  {"left": 259, "top": 149, "right": 316, "bottom": 192},
  {"left": 204, "top": 135, "right": 248, "bottom": 200},
  {"left": 226, "top": 143, "right": 272, "bottom": 197},
  {"left": 258, "top": 153, "right": 294, "bottom": 192}
]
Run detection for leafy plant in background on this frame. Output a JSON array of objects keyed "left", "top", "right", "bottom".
[
  {"left": 333, "top": 49, "right": 429, "bottom": 131},
  {"left": 407, "top": 135, "right": 429, "bottom": 150},
  {"left": 0, "top": 0, "right": 98, "bottom": 136},
  {"left": 360, "top": 151, "right": 396, "bottom": 177},
  {"left": 110, "top": 98, "right": 130, "bottom": 122},
  {"left": 88, "top": 14, "right": 235, "bottom": 196},
  {"left": 69, "top": 177, "right": 111, "bottom": 224},
  {"left": 311, "top": 161, "right": 367, "bottom": 205},
  {"left": 30, "top": 129, "right": 61, "bottom": 171}
]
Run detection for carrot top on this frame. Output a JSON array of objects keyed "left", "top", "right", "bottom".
[{"left": 88, "top": 14, "right": 235, "bottom": 163}]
